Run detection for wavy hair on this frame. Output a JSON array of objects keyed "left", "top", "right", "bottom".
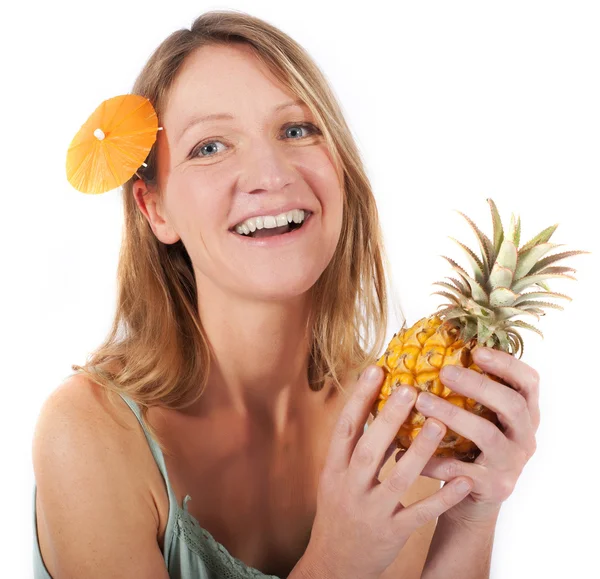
[{"left": 71, "top": 9, "right": 395, "bottom": 451}]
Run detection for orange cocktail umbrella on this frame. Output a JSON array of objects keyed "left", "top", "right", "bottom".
[{"left": 66, "top": 94, "right": 162, "bottom": 194}]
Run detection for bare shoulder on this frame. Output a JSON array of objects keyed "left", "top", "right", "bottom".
[{"left": 32, "top": 373, "right": 170, "bottom": 578}]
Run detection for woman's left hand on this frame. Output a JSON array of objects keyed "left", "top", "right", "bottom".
[{"left": 397, "top": 346, "right": 540, "bottom": 524}]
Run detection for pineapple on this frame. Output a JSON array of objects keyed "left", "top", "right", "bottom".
[{"left": 372, "top": 198, "right": 589, "bottom": 462}]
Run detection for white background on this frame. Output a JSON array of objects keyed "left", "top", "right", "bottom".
[{"left": 1, "top": 1, "right": 598, "bottom": 577}]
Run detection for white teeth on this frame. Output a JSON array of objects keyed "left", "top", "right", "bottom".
[
  {"left": 234, "top": 209, "right": 308, "bottom": 235},
  {"left": 263, "top": 215, "right": 277, "bottom": 228}
]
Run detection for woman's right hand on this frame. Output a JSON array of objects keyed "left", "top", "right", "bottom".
[{"left": 301, "top": 365, "right": 474, "bottom": 579}]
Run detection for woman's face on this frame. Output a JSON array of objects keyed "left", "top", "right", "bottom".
[{"left": 142, "top": 42, "right": 344, "bottom": 302}]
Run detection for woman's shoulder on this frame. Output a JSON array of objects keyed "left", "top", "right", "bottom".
[
  {"left": 34, "top": 370, "right": 144, "bottom": 455},
  {"left": 33, "top": 369, "right": 169, "bottom": 506},
  {"left": 32, "top": 371, "right": 170, "bottom": 575}
]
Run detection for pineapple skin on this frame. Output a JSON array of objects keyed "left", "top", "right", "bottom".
[{"left": 372, "top": 315, "right": 509, "bottom": 462}]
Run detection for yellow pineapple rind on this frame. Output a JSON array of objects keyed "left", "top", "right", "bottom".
[
  {"left": 373, "top": 198, "right": 588, "bottom": 462},
  {"left": 372, "top": 315, "right": 505, "bottom": 463}
]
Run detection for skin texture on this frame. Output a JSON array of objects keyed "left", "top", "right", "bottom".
[
  {"left": 34, "top": 42, "right": 468, "bottom": 578},
  {"left": 134, "top": 42, "right": 345, "bottom": 427}
]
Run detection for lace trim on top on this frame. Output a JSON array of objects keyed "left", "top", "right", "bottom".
[
  {"left": 176, "top": 495, "right": 280, "bottom": 579},
  {"left": 114, "top": 391, "right": 281, "bottom": 578}
]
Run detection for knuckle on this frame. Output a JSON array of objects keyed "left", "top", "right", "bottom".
[
  {"left": 529, "top": 368, "right": 541, "bottom": 390},
  {"left": 496, "top": 476, "right": 515, "bottom": 500},
  {"left": 444, "top": 402, "right": 460, "bottom": 420},
  {"left": 529, "top": 436, "right": 538, "bottom": 457},
  {"left": 385, "top": 468, "right": 411, "bottom": 494},
  {"left": 318, "top": 470, "right": 338, "bottom": 495},
  {"left": 440, "top": 486, "right": 460, "bottom": 508},
  {"left": 335, "top": 414, "right": 354, "bottom": 438},
  {"left": 474, "top": 372, "right": 488, "bottom": 394},
  {"left": 381, "top": 403, "right": 404, "bottom": 425},
  {"left": 412, "top": 435, "right": 437, "bottom": 459},
  {"left": 353, "top": 441, "right": 375, "bottom": 466},
  {"left": 443, "top": 459, "right": 462, "bottom": 481},
  {"left": 414, "top": 504, "right": 434, "bottom": 527},
  {"left": 482, "top": 423, "right": 501, "bottom": 447},
  {"left": 509, "top": 392, "right": 528, "bottom": 416}
]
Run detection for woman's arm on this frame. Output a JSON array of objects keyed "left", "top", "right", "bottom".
[
  {"left": 32, "top": 377, "right": 170, "bottom": 579},
  {"left": 379, "top": 471, "right": 442, "bottom": 579},
  {"left": 421, "top": 508, "right": 501, "bottom": 579}
]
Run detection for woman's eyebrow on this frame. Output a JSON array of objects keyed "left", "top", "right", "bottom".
[{"left": 176, "top": 100, "right": 308, "bottom": 144}]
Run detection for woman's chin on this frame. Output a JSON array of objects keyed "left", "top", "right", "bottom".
[{"left": 236, "top": 270, "right": 321, "bottom": 301}]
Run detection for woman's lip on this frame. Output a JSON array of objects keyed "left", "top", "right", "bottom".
[{"left": 228, "top": 211, "right": 315, "bottom": 247}]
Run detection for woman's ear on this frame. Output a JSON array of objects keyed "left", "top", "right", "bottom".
[{"left": 132, "top": 178, "right": 181, "bottom": 244}]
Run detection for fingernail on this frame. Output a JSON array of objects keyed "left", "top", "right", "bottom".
[
  {"left": 417, "top": 392, "right": 435, "bottom": 409},
  {"left": 363, "top": 366, "right": 381, "bottom": 382},
  {"left": 393, "top": 385, "right": 415, "bottom": 403},
  {"left": 442, "top": 365, "right": 461, "bottom": 381},
  {"left": 422, "top": 420, "right": 442, "bottom": 439},
  {"left": 475, "top": 348, "right": 492, "bottom": 362}
]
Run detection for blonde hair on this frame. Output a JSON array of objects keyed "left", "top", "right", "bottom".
[{"left": 72, "top": 9, "right": 394, "bottom": 451}]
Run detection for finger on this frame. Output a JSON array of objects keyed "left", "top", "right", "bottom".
[
  {"left": 473, "top": 347, "right": 541, "bottom": 431},
  {"left": 405, "top": 455, "right": 485, "bottom": 487},
  {"left": 393, "top": 476, "right": 473, "bottom": 532},
  {"left": 323, "top": 365, "right": 384, "bottom": 476},
  {"left": 416, "top": 392, "right": 512, "bottom": 462},
  {"left": 439, "top": 365, "right": 536, "bottom": 451},
  {"left": 373, "top": 417, "right": 447, "bottom": 510},
  {"left": 348, "top": 385, "right": 417, "bottom": 490}
]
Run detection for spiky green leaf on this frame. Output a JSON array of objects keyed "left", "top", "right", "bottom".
[
  {"left": 477, "top": 317, "right": 495, "bottom": 344},
  {"left": 490, "top": 287, "right": 519, "bottom": 307},
  {"left": 512, "top": 291, "right": 572, "bottom": 305},
  {"left": 529, "top": 250, "right": 592, "bottom": 275},
  {"left": 518, "top": 224, "right": 559, "bottom": 255},
  {"left": 515, "top": 300, "right": 565, "bottom": 311},
  {"left": 536, "top": 266, "right": 577, "bottom": 275},
  {"left": 431, "top": 281, "right": 466, "bottom": 300},
  {"left": 506, "top": 328, "right": 525, "bottom": 358},
  {"left": 495, "top": 329, "right": 512, "bottom": 352},
  {"left": 461, "top": 319, "right": 479, "bottom": 343},
  {"left": 487, "top": 198, "right": 505, "bottom": 258},
  {"left": 454, "top": 210, "right": 495, "bottom": 276},
  {"left": 509, "top": 320, "right": 544, "bottom": 339},
  {"left": 515, "top": 243, "right": 563, "bottom": 279},
  {"left": 430, "top": 291, "right": 462, "bottom": 307},
  {"left": 495, "top": 307, "right": 541, "bottom": 321},
  {"left": 448, "top": 236, "right": 486, "bottom": 286},
  {"left": 445, "top": 276, "right": 470, "bottom": 295},
  {"left": 489, "top": 264, "right": 514, "bottom": 292},
  {"left": 495, "top": 239, "right": 518, "bottom": 273},
  {"left": 512, "top": 272, "right": 576, "bottom": 294}
]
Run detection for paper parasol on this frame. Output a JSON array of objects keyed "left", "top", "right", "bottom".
[{"left": 66, "top": 94, "right": 163, "bottom": 194}]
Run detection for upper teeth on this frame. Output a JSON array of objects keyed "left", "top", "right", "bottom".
[{"left": 234, "top": 209, "right": 308, "bottom": 235}]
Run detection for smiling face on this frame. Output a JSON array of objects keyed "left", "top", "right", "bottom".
[{"left": 136, "top": 42, "right": 345, "bottom": 302}]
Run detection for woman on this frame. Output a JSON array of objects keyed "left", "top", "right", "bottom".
[{"left": 32, "top": 10, "right": 540, "bottom": 579}]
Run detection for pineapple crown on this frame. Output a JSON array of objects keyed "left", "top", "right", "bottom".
[{"left": 432, "top": 198, "right": 591, "bottom": 357}]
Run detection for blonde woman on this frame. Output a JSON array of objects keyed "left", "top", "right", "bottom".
[{"left": 32, "top": 10, "right": 539, "bottom": 579}]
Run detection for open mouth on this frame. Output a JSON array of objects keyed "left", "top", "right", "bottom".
[{"left": 231, "top": 211, "right": 312, "bottom": 239}]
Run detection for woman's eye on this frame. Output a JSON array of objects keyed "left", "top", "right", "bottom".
[{"left": 190, "top": 123, "right": 320, "bottom": 158}]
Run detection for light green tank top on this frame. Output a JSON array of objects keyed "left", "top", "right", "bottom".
[{"left": 32, "top": 392, "right": 282, "bottom": 578}]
